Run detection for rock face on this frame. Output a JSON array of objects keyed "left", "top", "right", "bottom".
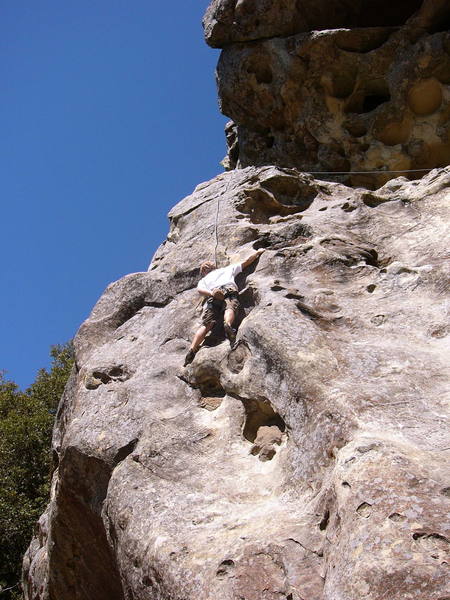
[
  {"left": 24, "top": 1, "right": 450, "bottom": 599},
  {"left": 23, "top": 165, "right": 450, "bottom": 599},
  {"left": 205, "top": 0, "right": 450, "bottom": 188},
  {"left": 203, "top": 0, "right": 427, "bottom": 47}
]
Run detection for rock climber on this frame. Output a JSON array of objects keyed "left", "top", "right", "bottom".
[{"left": 184, "top": 248, "right": 265, "bottom": 366}]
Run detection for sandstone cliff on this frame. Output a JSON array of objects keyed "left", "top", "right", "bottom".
[
  {"left": 206, "top": 0, "right": 450, "bottom": 188},
  {"left": 23, "top": 2, "right": 450, "bottom": 600}
]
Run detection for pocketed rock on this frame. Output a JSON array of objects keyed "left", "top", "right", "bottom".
[
  {"left": 208, "top": 0, "right": 450, "bottom": 188},
  {"left": 20, "top": 2, "right": 450, "bottom": 598},
  {"left": 250, "top": 425, "right": 283, "bottom": 461},
  {"left": 23, "top": 166, "right": 450, "bottom": 600}
]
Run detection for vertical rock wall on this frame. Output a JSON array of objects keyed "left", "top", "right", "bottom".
[
  {"left": 23, "top": 2, "right": 450, "bottom": 599},
  {"left": 23, "top": 166, "right": 450, "bottom": 600}
]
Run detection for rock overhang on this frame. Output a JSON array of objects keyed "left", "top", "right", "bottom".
[{"left": 204, "top": 0, "right": 450, "bottom": 189}]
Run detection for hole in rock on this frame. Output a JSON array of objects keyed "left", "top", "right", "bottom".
[
  {"left": 371, "top": 314, "right": 385, "bottom": 326},
  {"left": 341, "top": 202, "right": 357, "bottom": 212},
  {"left": 92, "top": 371, "right": 111, "bottom": 385},
  {"left": 346, "top": 80, "right": 391, "bottom": 115},
  {"left": 389, "top": 512, "right": 406, "bottom": 522},
  {"left": 441, "top": 487, "right": 450, "bottom": 497},
  {"left": 412, "top": 532, "right": 450, "bottom": 558},
  {"left": 109, "top": 366, "right": 125, "bottom": 378},
  {"left": 319, "top": 510, "right": 330, "bottom": 531},
  {"left": 356, "top": 502, "right": 373, "bottom": 518},
  {"left": 192, "top": 371, "right": 226, "bottom": 411},
  {"left": 88, "top": 365, "right": 131, "bottom": 389},
  {"left": 250, "top": 424, "right": 284, "bottom": 461},
  {"left": 242, "top": 398, "right": 285, "bottom": 443},
  {"left": 342, "top": 481, "right": 351, "bottom": 488},
  {"left": 367, "top": 284, "right": 376, "bottom": 293},
  {"left": 199, "top": 378, "right": 225, "bottom": 400},
  {"left": 430, "top": 325, "right": 449, "bottom": 339},
  {"left": 113, "top": 290, "right": 172, "bottom": 330},
  {"left": 236, "top": 188, "right": 306, "bottom": 224},
  {"left": 320, "top": 238, "right": 379, "bottom": 267},
  {"left": 113, "top": 438, "right": 138, "bottom": 466},
  {"left": 253, "top": 222, "right": 313, "bottom": 251},
  {"left": 362, "top": 93, "right": 391, "bottom": 113},
  {"left": 52, "top": 449, "right": 60, "bottom": 469},
  {"left": 216, "top": 559, "right": 235, "bottom": 578},
  {"left": 227, "top": 342, "right": 251, "bottom": 374},
  {"left": 362, "top": 193, "right": 388, "bottom": 208},
  {"left": 260, "top": 174, "right": 318, "bottom": 210},
  {"left": 254, "top": 237, "right": 272, "bottom": 249},
  {"left": 413, "top": 532, "right": 449, "bottom": 543}
]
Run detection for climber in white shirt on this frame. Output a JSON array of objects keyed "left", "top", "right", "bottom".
[{"left": 184, "top": 249, "right": 264, "bottom": 366}]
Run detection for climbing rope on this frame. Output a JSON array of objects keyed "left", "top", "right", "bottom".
[
  {"left": 214, "top": 171, "right": 238, "bottom": 266},
  {"left": 0, "top": 583, "right": 19, "bottom": 595},
  {"left": 213, "top": 186, "right": 221, "bottom": 266},
  {"left": 212, "top": 166, "right": 439, "bottom": 264},
  {"left": 304, "top": 167, "right": 434, "bottom": 175}
]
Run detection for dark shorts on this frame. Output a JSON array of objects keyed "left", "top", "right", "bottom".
[{"left": 201, "top": 286, "right": 240, "bottom": 327}]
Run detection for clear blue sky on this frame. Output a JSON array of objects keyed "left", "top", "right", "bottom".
[{"left": 1, "top": 1, "right": 227, "bottom": 389}]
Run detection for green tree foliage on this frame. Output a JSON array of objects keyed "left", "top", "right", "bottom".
[{"left": 0, "top": 343, "right": 74, "bottom": 599}]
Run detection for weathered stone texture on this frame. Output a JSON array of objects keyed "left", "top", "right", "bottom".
[
  {"left": 203, "top": 0, "right": 429, "bottom": 47},
  {"left": 207, "top": 0, "right": 450, "bottom": 188},
  {"left": 23, "top": 166, "right": 450, "bottom": 600},
  {"left": 23, "top": 1, "right": 450, "bottom": 597}
]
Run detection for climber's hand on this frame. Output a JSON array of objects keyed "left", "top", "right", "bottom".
[{"left": 212, "top": 288, "right": 224, "bottom": 300}]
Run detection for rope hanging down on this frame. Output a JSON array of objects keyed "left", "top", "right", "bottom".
[{"left": 214, "top": 171, "right": 237, "bottom": 266}]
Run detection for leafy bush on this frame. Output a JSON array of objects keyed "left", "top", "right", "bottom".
[{"left": 0, "top": 344, "right": 74, "bottom": 599}]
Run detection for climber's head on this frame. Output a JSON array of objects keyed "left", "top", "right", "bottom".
[{"left": 200, "top": 261, "right": 216, "bottom": 276}]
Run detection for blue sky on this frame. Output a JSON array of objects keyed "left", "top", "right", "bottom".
[{"left": 1, "top": 1, "right": 227, "bottom": 388}]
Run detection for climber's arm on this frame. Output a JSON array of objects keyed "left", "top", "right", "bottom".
[
  {"left": 197, "top": 286, "right": 213, "bottom": 298},
  {"left": 241, "top": 248, "right": 265, "bottom": 269}
]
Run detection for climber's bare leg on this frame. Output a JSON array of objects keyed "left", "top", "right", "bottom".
[
  {"left": 224, "top": 308, "right": 235, "bottom": 327},
  {"left": 191, "top": 323, "right": 213, "bottom": 352},
  {"left": 223, "top": 308, "right": 237, "bottom": 345}
]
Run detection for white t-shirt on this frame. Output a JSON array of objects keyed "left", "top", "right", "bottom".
[{"left": 198, "top": 263, "right": 242, "bottom": 293}]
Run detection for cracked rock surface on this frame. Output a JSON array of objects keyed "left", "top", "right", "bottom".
[{"left": 23, "top": 166, "right": 450, "bottom": 600}]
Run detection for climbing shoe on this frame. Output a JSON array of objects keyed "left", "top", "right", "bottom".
[
  {"left": 224, "top": 323, "right": 237, "bottom": 345},
  {"left": 183, "top": 349, "right": 197, "bottom": 367}
]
